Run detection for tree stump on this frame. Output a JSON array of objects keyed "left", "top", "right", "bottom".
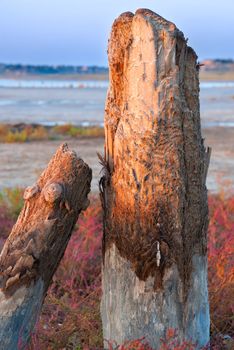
[
  {"left": 0, "top": 143, "right": 92, "bottom": 349},
  {"left": 101, "top": 9, "right": 211, "bottom": 349}
]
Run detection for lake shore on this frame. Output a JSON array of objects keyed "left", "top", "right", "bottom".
[{"left": 0, "top": 126, "right": 233, "bottom": 193}]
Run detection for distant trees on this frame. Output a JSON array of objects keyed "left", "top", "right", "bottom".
[{"left": 0, "top": 63, "right": 108, "bottom": 75}]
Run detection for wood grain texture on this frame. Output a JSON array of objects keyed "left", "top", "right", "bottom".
[
  {"left": 0, "top": 143, "right": 92, "bottom": 349},
  {"left": 101, "top": 9, "right": 210, "bottom": 348}
]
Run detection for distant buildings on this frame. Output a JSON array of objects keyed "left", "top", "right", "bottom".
[{"left": 200, "top": 59, "right": 234, "bottom": 72}]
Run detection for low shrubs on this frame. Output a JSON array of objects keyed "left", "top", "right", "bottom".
[
  {"left": 53, "top": 124, "right": 104, "bottom": 138},
  {"left": 0, "top": 187, "right": 24, "bottom": 218},
  {"left": 0, "top": 125, "right": 48, "bottom": 143},
  {"left": 0, "top": 190, "right": 233, "bottom": 349},
  {"left": 0, "top": 123, "right": 104, "bottom": 143}
]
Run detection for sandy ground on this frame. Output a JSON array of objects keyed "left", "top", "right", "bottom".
[
  {"left": 0, "top": 138, "right": 103, "bottom": 193},
  {"left": 202, "top": 127, "right": 234, "bottom": 192},
  {"left": 199, "top": 71, "right": 234, "bottom": 81},
  {"left": 0, "top": 127, "right": 233, "bottom": 193}
]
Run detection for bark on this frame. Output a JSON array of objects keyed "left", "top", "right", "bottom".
[
  {"left": 0, "top": 143, "right": 92, "bottom": 349},
  {"left": 101, "top": 9, "right": 211, "bottom": 349}
]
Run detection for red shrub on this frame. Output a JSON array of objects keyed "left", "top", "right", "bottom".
[
  {"left": 208, "top": 194, "right": 234, "bottom": 337},
  {"left": 0, "top": 190, "right": 233, "bottom": 349},
  {"left": 159, "top": 329, "right": 196, "bottom": 350},
  {"left": 105, "top": 337, "right": 153, "bottom": 350},
  {"left": 33, "top": 192, "right": 234, "bottom": 349},
  {"left": 105, "top": 330, "right": 197, "bottom": 350},
  {"left": 33, "top": 196, "right": 103, "bottom": 349}
]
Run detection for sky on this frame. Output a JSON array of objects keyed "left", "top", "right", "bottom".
[{"left": 0, "top": 0, "right": 233, "bottom": 66}]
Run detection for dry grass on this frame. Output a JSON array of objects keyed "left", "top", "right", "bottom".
[{"left": 200, "top": 71, "right": 234, "bottom": 81}]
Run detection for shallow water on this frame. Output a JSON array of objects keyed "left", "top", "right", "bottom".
[
  {"left": 0, "top": 79, "right": 234, "bottom": 128},
  {"left": 0, "top": 86, "right": 106, "bottom": 125}
]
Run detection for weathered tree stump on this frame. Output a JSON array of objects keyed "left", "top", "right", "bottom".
[
  {"left": 0, "top": 144, "right": 92, "bottom": 349},
  {"left": 101, "top": 9, "right": 211, "bottom": 349}
]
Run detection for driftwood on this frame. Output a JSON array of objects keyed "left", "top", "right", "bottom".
[
  {"left": 101, "top": 9, "right": 210, "bottom": 349},
  {"left": 0, "top": 143, "right": 92, "bottom": 349}
]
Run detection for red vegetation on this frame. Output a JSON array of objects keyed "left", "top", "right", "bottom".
[
  {"left": 31, "top": 196, "right": 103, "bottom": 349},
  {"left": 208, "top": 195, "right": 234, "bottom": 338},
  {"left": 0, "top": 191, "right": 233, "bottom": 349}
]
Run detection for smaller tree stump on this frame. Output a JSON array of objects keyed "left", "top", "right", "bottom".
[{"left": 0, "top": 143, "right": 92, "bottom": 350}]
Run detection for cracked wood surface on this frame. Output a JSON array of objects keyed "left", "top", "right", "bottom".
[
  {"left": 0, "top": 143, "right": 92, "bottom": 349},
  {"left": 101, "top": 9, "right": 210, "bottom": 348}
]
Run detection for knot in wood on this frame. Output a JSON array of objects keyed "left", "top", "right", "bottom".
[
  {"left": 43, "top": 183, "right": 63, "bottom": 204},
  {"left": 23, "top": 184, "right": 40, "bottom": 200}
]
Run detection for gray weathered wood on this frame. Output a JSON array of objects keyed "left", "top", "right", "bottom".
[
  {"left": 0, "top": 143, "right": 92, "bottom": 349},
  {"left": 101, "top": 9, "right": 210, "bottom": 349}
]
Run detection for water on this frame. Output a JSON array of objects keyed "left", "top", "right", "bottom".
[
  {"left": 0, "top": 84, "right": 106, "bottom": 125},
  {"left": 0, "top": 79, "right": 109, "bottom": 89},
  {"left": 0, "top": 79, "right": 234, "bottom": 128}
]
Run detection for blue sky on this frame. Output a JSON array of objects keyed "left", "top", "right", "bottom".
[{"left": 0, "top": 0, "right": 233, "bottom": 65}]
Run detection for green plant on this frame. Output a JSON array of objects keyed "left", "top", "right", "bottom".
[{"left": 0, "top": 188, "right": 24, "bottom": 218}]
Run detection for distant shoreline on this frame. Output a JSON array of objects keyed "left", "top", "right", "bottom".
[
  {"left": 0, "top": 59, "right": 233, "bottom": 81},
  {"left": 0, "top": 71, "right": 234, "bottom": 82}
]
